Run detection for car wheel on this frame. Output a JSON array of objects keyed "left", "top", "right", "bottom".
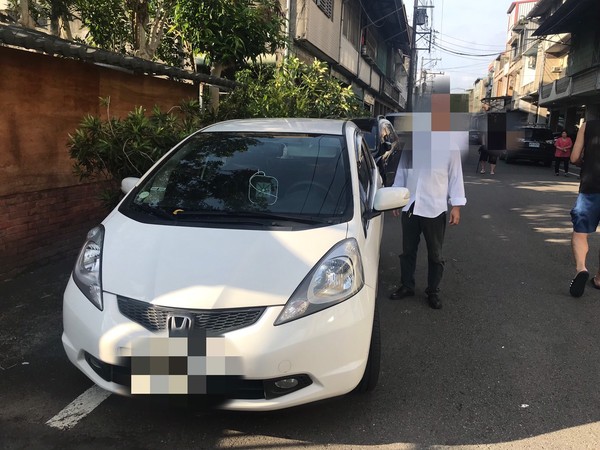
[{"left": 354, "top": 303, "right": 381, "bottom": 393}]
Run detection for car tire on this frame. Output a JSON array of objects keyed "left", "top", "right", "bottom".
[{"left": 354, "top": 303, "right": 381, "bottom": 393}]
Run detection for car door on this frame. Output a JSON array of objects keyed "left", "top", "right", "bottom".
[
  {"left": 355, "top": 134, "right": 384, "bottom": 288},
  {"left": 379, "top": 121, "right": 401, "bottom": 186}
]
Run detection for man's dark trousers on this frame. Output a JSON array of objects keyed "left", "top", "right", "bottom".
[{"left": 400, "top": 210, "right": 447, "bottom": 293}]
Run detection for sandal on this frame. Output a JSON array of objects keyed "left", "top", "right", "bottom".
[{"left": 570, "top": 271, "right": 589, "bottom": 297}]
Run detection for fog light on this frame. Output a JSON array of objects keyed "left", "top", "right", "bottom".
[
  {"left": 263, "top": 374, "right": 312, "bottom": 399},
  {"left": 274, "top": 378, "right": 299, "bottom": 389}
]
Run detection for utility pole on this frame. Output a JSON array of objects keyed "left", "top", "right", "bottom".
[
  {"left": 406, "top": 0, "right": 434, "bottom": 111},
  {"left": 535, "top": 42, "right": 547, "bottom": 125},
  {"left": 419, "top": 57, "right": 441, "bottom": 93}
]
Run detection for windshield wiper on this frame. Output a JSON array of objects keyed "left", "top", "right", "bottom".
[
  {"left": 173, "top": 210, "right": 329, "bottom": 225},
  {"left": 131, "top": 203, "right": 177, "bottom": 220}
]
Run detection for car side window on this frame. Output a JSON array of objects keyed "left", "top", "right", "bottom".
[{"left": 357, "top": 137, "right": 375, "bottom": 212}]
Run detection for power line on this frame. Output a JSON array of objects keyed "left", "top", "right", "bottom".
[
  {"left": 435, "top": 30, "right": 508, "bottom": 49},
  {"left": 434, "top": 33, "right": 507, "bottom": 52},
  {"left": 433, "top": 41, "right": 509, "bottom": 58}
]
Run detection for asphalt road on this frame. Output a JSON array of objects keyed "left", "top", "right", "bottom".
[{"left": 2, "top": 149, "right": 600, "bottom": 449}]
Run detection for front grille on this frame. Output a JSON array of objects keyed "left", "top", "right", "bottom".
[{"left": 117, "top": 296, "right": 265, "bottom": 334}]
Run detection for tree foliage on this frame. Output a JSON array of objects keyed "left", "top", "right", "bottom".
[
  {"left": 70, "top": 0, "right": 287, "bottom": 72},
  {"left": 218, "top": 57, "right": 365, "bottom": 120},
  {"left": 173, "top": 0, "right": 287, "bottom": 72},
  {"left": 8, "top": 0, "right": 74, "bottom": 35},
  {"left": 73, "top": 0, "right": 180, "bottom": 64}
]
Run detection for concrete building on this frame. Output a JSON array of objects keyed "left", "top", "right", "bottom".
[
  {"left": 470, "top": 70, "right": 491, "bottom": 113},
  {"left": 284, "top": 0, "right": 412, "bottom": 114},
  {"left": 488, "top": 0, "right": 549, "bottom": 125},
  {"left": 528, "top": 0, "right": 600, "bottom": 133}
]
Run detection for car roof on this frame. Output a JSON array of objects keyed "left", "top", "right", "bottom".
[
  {"left": 350, "top": 118, "right": 377, "bottom": 131},
  {"left": 202, "top": 118, "right": 350, "bottom": 135}
]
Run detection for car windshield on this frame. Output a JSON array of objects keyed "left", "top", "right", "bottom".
[
  {"left": 121, "top": 132, "right": 353, "bottom": 225},
  {"left": 524, "top": 128, "right": 553, "bottom": 141}
]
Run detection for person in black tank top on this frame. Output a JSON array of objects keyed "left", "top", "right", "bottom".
[{"left": 569, "top": 120, "right": 600, "bottom": 297}]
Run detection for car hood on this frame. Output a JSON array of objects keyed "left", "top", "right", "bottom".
[{"left": 101, "top": 213, "right": 349, "bottom": 309}]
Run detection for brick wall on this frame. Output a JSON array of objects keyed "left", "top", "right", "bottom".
[
  {"left": 0, "top": 182, "right": 111, "bottom": 281},
  {"left": 0, "top": 46, "right": 198, "bottom": 281}
]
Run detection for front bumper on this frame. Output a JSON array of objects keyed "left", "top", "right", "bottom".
[{"left": 62, "top": 277, "right": 375, "bottom": 411}]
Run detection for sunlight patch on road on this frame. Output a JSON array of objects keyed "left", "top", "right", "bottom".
[
  {"left": 511, "top": 205, "right": 575, "bottom": 244},
  {"left": 512, "top": 181, "right": 579, "bottom": 194},
  {"left": 46, "top": 385, "right": 111, "bottom": 430},
  {"left": 532, "top": 227, "right": 573, "bottom": 234}
]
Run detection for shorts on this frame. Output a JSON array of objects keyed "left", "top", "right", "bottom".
[
  {"left": 571, "top": 193, "right": 600, "bottom": 233},
  {"left": 478, "top": 147, "right": 497, "bottom": 164}
]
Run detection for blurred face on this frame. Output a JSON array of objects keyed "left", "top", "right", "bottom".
[
  {"left": 431, "top": 94, "right": 451, "bottom": 131},
  {"left": 562, "top": 131, "right": 567, "bottom": 138}
]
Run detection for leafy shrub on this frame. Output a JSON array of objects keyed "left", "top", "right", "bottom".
[{"left": 68, "top": 97, "right": 211, "bottom": 205}]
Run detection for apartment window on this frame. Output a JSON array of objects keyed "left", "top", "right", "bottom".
[
  {"left": 315, "top": 0, "right": 333, "bottom": 19},
  {"left": 342, "top": 0, "right": 360, "bottom": 49}
]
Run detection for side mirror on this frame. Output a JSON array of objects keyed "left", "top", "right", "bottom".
[
  {"left": 121, "top": 177, "right": 140, "bottom": 194},
  {"left": 373, "top": 187, "right": 410, "bottom": 211}
]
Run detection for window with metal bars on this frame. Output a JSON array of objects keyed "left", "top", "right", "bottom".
[{"left": 315, "top": 0, "right": 333, "bottom": 19}]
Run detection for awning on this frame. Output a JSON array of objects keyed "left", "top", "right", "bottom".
[
  {"left": 545, "top": 34, "right": 571, "bottom": 56},
  {"left": 521, "top": 92, "right": 539, "bottom": 104},
  {"left": 528, "top": 0, "right": 553, "bottom": 19},
  {"left": 533, "top": 0, "right": 600, "bottom": 36},
  {"left": 376, "top": 0, "right": 411, "bottom": 52}
]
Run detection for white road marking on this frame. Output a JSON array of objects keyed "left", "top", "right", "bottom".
[{"left": 46, "top": 385, "right": 111, "bottom": 430}]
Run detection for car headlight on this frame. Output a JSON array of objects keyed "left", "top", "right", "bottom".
[
  {"left": 274, "top": 238, "right": 364, "bottom": 325},
  {"left": 73, "top": 225, "right": 104, "bottom": 310}
]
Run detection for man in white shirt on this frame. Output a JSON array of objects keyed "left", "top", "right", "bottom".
[{"left": 389, "top": 90, "right": 467, "bottom": 309}]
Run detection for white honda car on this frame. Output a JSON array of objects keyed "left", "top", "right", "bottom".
[{"left": 62, "top": 118, "right": 409, "bottom": 411}]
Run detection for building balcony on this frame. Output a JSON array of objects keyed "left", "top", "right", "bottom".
[
  {"left": 381, "top": 78, "right": 403, "bottom": 108},
  {"left": 361, "top": 44, "right": 376, "bottom": 66},
  {"left": 511, "top": 17, "right": 529, "bottom": 32},
  {"left": 539, "top": 75, "right": 572, "bottom": 106},
  {"left": 539, "top": 67, "right": 600, "bottom": 107},
  {"left": 522, "top": 81, "right": 536, "bottom": 95}
]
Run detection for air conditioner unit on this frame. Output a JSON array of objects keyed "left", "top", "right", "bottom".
[{"left": 551, "top": 66, "right": 562, "bottom": 73}]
